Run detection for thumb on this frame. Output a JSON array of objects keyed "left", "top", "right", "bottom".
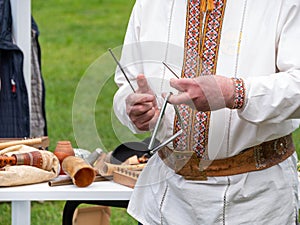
[
  {"left": 136, "top": 74, "right": 158, "bottom": 108},
  {"left": 137, "top": 74, "right": 150, "bottom": 93}
]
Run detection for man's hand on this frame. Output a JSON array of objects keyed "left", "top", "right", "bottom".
[
  {"left": 167, "top": 75, "right": 236, "bottom": 111},
  {"left": 126, "top": 74, "right": 159, "bottom": 131}
]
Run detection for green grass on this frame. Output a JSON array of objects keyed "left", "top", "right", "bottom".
[
  {"left": 0, "top": 0, "right": 299, "bottom": 224},
  {"left": 33, "top": 0, "right": 136, "bottom": 147},
  {"left": 33, "top": 0, "right": 138, "bottom": 223},
  {"left": 294, "top": 130, "right": 300, "bottom": 152}
]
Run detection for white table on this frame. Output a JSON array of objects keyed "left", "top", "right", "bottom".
[{"left": 0, "top": 179, "right": 133, "bottom": 225}]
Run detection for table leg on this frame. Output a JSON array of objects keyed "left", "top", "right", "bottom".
[{"left": 11, "top": 201, "right": 31, "bottom": 225}]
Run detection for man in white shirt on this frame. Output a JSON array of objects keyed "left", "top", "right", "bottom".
[{"left": 113, "top": 0, "right": 300, "bottom": 224}]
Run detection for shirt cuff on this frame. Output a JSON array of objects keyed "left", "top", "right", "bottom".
[{"left": 231, "top": 77, "right": 246, "bottom": 109}]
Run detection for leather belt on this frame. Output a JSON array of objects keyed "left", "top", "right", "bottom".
[{"left": 158, "top": 134, "right": 295, "bottom": 180}]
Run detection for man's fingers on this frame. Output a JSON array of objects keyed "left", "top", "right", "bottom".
[
  {"left": 170, "top": 78, "right": 191, "bottom": 92},
  {"left": 130, "top": 107, "right": 156, "bottom": 131},
  {"left": 126, "top": 93, "right": 155, "bottom": 106},
  {"left": 168, "top": 92, "right": 193, "bottom": 106},
  {"left": 134, "top": 108, "right": 155, "bottom": 123},
  {"left": 127, "top": 103, "right": 154, "bottom": 117}
]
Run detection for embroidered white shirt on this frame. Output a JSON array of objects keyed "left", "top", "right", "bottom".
[{"left": 113, "top": 0, "right": 300, "bottom": 224}]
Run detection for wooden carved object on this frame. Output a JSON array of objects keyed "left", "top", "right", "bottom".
[
  {"left": 0, "top": 137, "right": 49, "bottom": 150},
  {"left": 0, "top": 151, "right": 43, "bottom": 169},
  {"left": 113, "top": 168, "right": 141, "bottom": 188},
  {"left": 100, "top": 162, "right": 146, "bottom": 177},
  {"left": 62, "top": 156, "right": 96, "bottom": 187},
  {"left": 53, "top": 141, "right": 75, "bottom": 175}
]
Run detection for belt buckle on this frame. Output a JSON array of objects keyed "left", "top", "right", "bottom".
[{"left": 274, "top": 136, "right": 288, "bottom": 155}]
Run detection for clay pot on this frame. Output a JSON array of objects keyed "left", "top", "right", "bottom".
[
  {"left": 54, "top": 141, "right": 75, "bottom": 175},
  {"left": 62, "top": 156, "right": 96, "bottom": 187}
]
